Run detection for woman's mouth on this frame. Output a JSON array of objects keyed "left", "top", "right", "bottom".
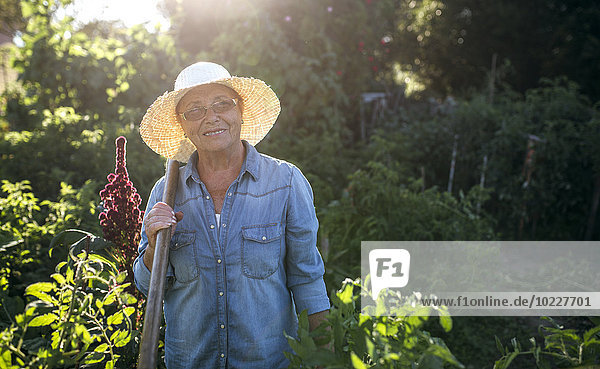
[{"left": 203, "top": 129, "right": 226, "bottom": 136}]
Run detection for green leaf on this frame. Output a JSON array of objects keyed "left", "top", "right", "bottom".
[
  {"left": 113, "top": 330, "right": 131, "bottom": 347},
  {"left": 350, "top": 352, "right": 368, "bottom": 369},
  {"left": 423, "top": 344, "right": 464, "bottom": 368},
  {"left": 438, "top": 314, "right": 452, "bottom": 332},
  {"left": 83, "top": 352, "right": 105, "bottom": 365},
  {"left": 495, "top": 336, "right": 505, "bottom": 355},
  {"left": 119, "top": 292, "right": 137, "bottom": 305},
  {"left": 583, "top": 324, "right": 600, "bottom": 343},
  {"left": 95, "top": 343, "right": 109, "bottom": 352},
  {"left": 338, "top": 283, "right": 354, "bottom": 304},
  {"left": 28, "top": 313, "right": 59, "bottom": 327},
  {"left": 124, "top": 307, "right": 135, "bottom": 316},
  {"left": 25, "top": 282, "right": 55, "bottom": 295},
  {"left": 107, "top": 311, "right": 124, "bottom": 325},
  {"left": 104, "top": 291, "right": 117, "bottom": 306},
  {"left": 496, "top": 352, "right": 519, "bottom": 369},
  {"left": 88, "top": 253, "right": 116, "bottom": 267},
  {"left": 51, "top": 273, "right": 66, "bottom": 285},
  {"left": 116, "top": 271, "right": 127, "bottom": 284}
]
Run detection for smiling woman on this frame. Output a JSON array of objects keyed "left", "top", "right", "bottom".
[
  {"left": 133, "top": 62, "right": 330, "bottom": 369},
  {"left": 63, "top": 0, "right": 169, "bottom": 29}
]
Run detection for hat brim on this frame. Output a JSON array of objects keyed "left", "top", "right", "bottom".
[{"left": 140, "top": 77, "right": 280, "bottom": 162}]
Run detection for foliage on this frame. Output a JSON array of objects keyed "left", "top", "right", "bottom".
[
  {"left": 371, "top": 0, "right": 600, "bottom": 100},
  {"left": 321, "top": 158, "right": 496, "bottom": 287},
  {"left": 494, "top": 317, "right": 600, "bottom": 369},
  {"left": 1, "top": 0, "right": 600, "bottom": 367},
  {"left": 285, "top": 279, "right": 462, "bottom": 369},
  {"left": 0, "top": 179, "right": 97, "bottom": 303},
  {"left": 0, "top": 238, "right": 139, "bottom": 368},
  {"left": 1, "top": 0, "right": 176, "bottom": 201},
  {"left": 164, "top": 0, "right": 600, "bottom": 101},
  {"left": 485, "top": 79, "right": 600, "bottom": 240}
]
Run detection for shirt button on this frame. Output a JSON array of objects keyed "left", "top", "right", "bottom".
[
  {"left": 220, "top": 324, "right": 225, "bottom": 329},
  {"left": 205, "top": 195, "right": 210, "bottom": 199},
  {"left": 220, "top": 353, "right": 225, "bottom": 358},
  {"left": 262, "top": 236, "right": 267, "bottom": 241},
  {"left": 222, "top": 223, "right": 226, "bottom": 228},
  {"left": 219, "top": 291, "right": 224, "bottom": 296},
  {"left": 228, "top": 192, "right": 232, "bottom": 196},
  {"left": 210, "top": 224, "right": 215, "bottom": 229},
  {"left": 217, "top": 259, "right": 222, "bottom": 264}
]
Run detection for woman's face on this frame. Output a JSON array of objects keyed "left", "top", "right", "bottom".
[{"left": 176, "top": 84, "right": 243, "bottom": 155}]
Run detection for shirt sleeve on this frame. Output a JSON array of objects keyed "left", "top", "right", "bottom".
[
  {"left": 285, "top": 166, "right": 330, "bottom": 315},
  {"left": 133, "top": 176, "right": 174, "bottom": 297}
]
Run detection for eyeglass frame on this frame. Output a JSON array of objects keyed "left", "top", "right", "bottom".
[{"left": 178, "top": 98, "right": 239, "bottom": 121}]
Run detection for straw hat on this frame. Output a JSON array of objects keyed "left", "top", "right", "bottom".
[{"left": 140, "top": 62, "right": 281, "bottom": 162}]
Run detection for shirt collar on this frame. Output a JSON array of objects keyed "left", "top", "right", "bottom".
[{"left": 182, "top": 140, "right": 260, "bottom": 185}]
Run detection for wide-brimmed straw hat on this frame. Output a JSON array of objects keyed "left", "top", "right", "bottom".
[{"left": 140, "top": 62, "right": 281, "bottom": 162}]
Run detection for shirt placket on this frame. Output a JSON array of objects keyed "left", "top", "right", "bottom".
[
  {"left": 219, "top": 178, "right": 241, "bottom": 368},
  {"left": 202, "top": 176, "right": 244, "bottom": 368},
  {"left": 198, "top": 182, "right": 228, "bottom": 368}
]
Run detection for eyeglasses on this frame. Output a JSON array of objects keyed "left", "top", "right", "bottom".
[{"left": 179, "top": 98, "right": 238, "bottom": 121}]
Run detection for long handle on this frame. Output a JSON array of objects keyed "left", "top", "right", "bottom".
[{"left": 137, "top": 159, "right": 180, "bottom": 369}]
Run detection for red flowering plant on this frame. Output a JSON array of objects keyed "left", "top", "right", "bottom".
[{"left": 99, "top": 136, "right": 144, "bottom": 297}]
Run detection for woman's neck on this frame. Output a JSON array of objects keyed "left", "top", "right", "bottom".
[{"left": 195, "top": 141, "right": 245, "bottom": 177}]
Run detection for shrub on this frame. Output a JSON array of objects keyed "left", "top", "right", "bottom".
[
  {"left": 285, "top": 279, "right": 463, "bottom": 369},
  {"left": 0, "top": 237, "right": 138, "bottom": 368}
]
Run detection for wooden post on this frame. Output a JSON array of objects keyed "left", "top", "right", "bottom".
[
  {"left": 488, "top": 53, "right": 497, "bottom": 103},
  {"left": 447, "top": 134, "right": 459, "bottom": 193},
  {"left": 137, "top": 159, "right": 180, "bottom": 369},
  {"left": 477, "top": 155, "right": 488, "bottom": 212},
  {"left": 585, "top": 176, "right": 600, "bottom": 240}
]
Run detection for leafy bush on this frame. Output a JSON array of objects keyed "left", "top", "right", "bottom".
[
  {"left": 285, "top": 279, "right": 463, "bottom": 369},
  {"left": 321, "top": 159, "right": 496, "bottom": 288},
  {"left": 0, "top": 179, "right": 97, "bottom": 306},
  {"left": 0, "top": 237, "right": 138, "bottom": 368},
  {"left": 494, "top": 317, "right": 600, "bottom": 369}
]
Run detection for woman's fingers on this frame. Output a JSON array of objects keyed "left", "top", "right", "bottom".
[{"left": 144, "top": 202, "right": 181, "bottom": 240}]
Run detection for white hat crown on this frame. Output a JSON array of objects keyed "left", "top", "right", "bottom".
[{"left": 174, "top": 62, "right": 232, "bottom": 90}]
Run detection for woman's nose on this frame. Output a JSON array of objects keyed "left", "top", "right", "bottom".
[{"left": 203, "top": 107, "right": 219, "bottom": 122}]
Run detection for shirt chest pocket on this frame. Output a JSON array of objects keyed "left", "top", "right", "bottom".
[
  {"left": 241, "top": 223, "right": 283, "bottom": 279},
  {"left": 169, "top": 231, "right": 199, "bottom": 283}
]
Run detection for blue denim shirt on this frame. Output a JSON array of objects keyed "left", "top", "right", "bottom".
[{"left": 133, "top": 141, "right": 330, "bottom": 369}]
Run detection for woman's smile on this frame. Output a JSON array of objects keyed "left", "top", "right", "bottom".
[{"left": 203, "top": 128, "right": 227, "bottom": 137}]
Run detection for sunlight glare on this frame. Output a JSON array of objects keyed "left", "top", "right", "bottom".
[{"left": 63, "top": 0, "right": 170, "bottom": 31}]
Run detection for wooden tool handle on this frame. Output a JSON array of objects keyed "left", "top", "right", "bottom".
[{"left": 137, "top": 159, "right": 180, "bottom": 369}]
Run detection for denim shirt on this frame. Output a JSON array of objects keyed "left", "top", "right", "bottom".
[{"left": 133, "top": 141, "right": 330, "bottom": 369}]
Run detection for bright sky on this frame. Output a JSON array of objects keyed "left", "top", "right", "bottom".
[{"left": 61, "top": 0, "right": 170, "bottom": 31}]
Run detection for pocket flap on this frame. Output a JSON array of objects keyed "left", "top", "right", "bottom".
[
  {"left": 241, "top": 223, "right": 282, "bottom": 243},
  {"left": 170, "top": 231, "right": 195, "bottom": 250}
]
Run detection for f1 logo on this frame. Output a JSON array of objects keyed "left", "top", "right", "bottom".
[{"left": 369, "top": 249, "right": 410, "bottom": 299}]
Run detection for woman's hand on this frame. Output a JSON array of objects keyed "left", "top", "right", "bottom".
[{"left": 142, "top": 202, "right": 184, "bottom": 270}]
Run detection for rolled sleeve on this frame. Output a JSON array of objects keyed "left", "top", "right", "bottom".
[
  {"left": 285, "top": 166, "right": 330, "bottom": 314},
  {"left": 290, "top": 278, "right": 330, "bottom": 315},
  {"left": 133, "top": 250, "right": 152, "bottom": 296}
]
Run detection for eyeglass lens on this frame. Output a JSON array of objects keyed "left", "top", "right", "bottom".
[{"left": 183, "top": 99, "right": 237, "bottom": 121}]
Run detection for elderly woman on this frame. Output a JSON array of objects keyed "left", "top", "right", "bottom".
[{"left": 133, "top": 62, "right": 330, "bottom": 369}]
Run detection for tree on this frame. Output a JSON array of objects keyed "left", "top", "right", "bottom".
[{"left": 1, "top": 0, "right": 181, "bottom": 201}]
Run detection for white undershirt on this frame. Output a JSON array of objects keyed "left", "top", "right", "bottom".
[{"left": 215, "top": 213, "right": 221, "bottom": 228}]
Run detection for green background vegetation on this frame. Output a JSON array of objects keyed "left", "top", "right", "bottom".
[{"left": 1, "top": 0, "right": 599, "bottom": 367}]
